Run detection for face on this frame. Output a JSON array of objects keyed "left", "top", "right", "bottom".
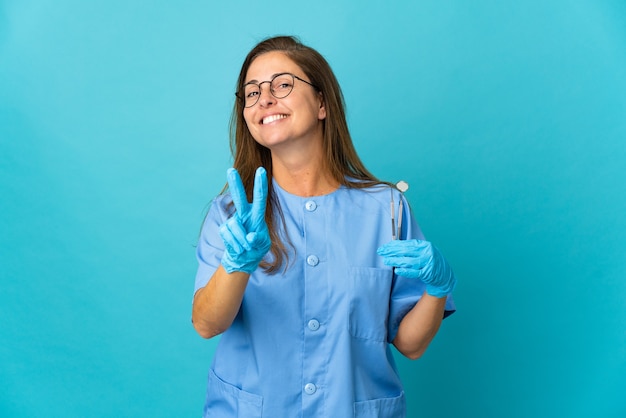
[{"left": 242, "top": 51, "right": 326, "bottom": 150}]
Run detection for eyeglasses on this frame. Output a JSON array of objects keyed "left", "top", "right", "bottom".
[{"left": 236, "top": 72, "right": 318, "bottom": 108}]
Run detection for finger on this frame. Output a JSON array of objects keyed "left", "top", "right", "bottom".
[
  {"left": 377, "top": 239, "right": 428, "bottom": 256},
  {"left": 386, "top": 256, "right": 427, "bottom": 269},
  {"left": 382, "top": 256, "right": 412, "bottom": 269},
  {"left": 250, "top": 167, "right": 268, "bottom": 229},
  {"left": 394, "top": 268, "right": 421, "bottom": 279},
  {"left": 220, "top": 218, "right": 252, "bottom": 252},
  {"left": 227, "top": 168, "right": 250, "bottom": 219},
  {"left": 247, "top": 230, "right": 271, "bottom": 249},
  {"left": 219, "top": 223, "right": 244, "bottom": 254},
  {"left": 376, "top": 240, "right": 411, "bottom": 256},
  {"left": 227, "top": 218, "right": 252, "bottom": 251}
]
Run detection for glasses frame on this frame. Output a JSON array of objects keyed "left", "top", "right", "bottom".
[{"left": 236, "top": 72, "right": 319, "bottom": 108}]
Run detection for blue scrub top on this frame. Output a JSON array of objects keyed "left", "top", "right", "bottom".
[{"left": 195, "top": 181, "right": 456, "bottom": 417}]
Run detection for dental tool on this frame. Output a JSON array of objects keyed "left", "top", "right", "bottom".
[{"left": 394, "top": 181, "right": 409, "bottom": 240}]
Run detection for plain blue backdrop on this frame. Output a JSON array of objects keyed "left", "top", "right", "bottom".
[{"left": 1, "top": 1, "right": 625, "bottom": 417}]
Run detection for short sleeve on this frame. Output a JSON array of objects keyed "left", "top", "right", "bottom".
[
  {"left": 387, "top": 194, "right": 456, "bottom": 343},
  {"left": 194, "top": 195, "right": 231, "bottom": 296}
]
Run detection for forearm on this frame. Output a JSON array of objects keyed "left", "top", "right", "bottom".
[
  {"left": 393, "top": 292, "right": 447, "bottom": 360},
  {"left": 192, "top": 265, "right": 249, "bottom": 339}
]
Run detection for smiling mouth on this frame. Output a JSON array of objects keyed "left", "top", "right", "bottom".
[{"left": 262, "top": 114, "right": 288, "bottom": 125}]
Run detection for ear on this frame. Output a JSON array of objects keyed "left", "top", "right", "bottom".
[{"left": 317, "top": 92, "right": 326, "bottom": 120}]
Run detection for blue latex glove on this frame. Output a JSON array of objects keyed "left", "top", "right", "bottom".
[
  {"left": 219, "top": 167, "right": 271, "bottom": 274},
  {"left": 377, "top": 239, "right": 457, "bottom": 298}
]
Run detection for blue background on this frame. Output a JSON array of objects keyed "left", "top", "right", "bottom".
[{"left": 1, "top": 1, "right": 625, "bottom": 417}]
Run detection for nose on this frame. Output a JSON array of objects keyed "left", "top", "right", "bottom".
[{"left": 258, "top": 81, "right": 275, "bottom": 107}]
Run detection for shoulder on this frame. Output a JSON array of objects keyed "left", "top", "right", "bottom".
[
  {"left": 337, "top": 181, "right": 398, "bottom": 212},
  {"left": 205, "top": 193, "right": 234, "bottom": 223},
  {"left": 343, "top": 177, "right": 396, "bottom": 198},
  {"left": 213, "top": 193, "right": 232, "bottom": 207},
  {"left": 343, "top": 176, "right": 392, "bottom": 193}
]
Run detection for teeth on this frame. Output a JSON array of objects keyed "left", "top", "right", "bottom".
[{"left": 262, "top": 114, "right": 287, "bottom": 124}]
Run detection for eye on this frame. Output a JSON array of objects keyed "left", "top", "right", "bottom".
[
  {"left": 272, "top": 75, "right": 294, "bottom": 92},
  {"left": 244, "top": 85, "right": 260, "bottom": 98}
]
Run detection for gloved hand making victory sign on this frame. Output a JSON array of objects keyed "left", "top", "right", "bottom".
[
  {"left": 377, "top": 239, "right": 457, "bottom": 298},
  {"left": 219, "top": 167, "right": 271, "bottom": 274}
]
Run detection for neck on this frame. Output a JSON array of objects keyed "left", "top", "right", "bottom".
[{"left": 271, "top": 151, "right": 339, "bottom": 197}]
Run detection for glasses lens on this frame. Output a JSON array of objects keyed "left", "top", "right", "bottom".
[
  {"left": 271, "top": 74, "right": 294, "bottom": 99},
  {"left": 243, "top": 84, "right": 260, "bottom": 107}
]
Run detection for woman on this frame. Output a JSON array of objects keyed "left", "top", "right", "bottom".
[{"left": 192, "top": 35, "right": 456, "bottom": 417}]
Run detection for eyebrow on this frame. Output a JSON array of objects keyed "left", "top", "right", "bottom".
[{"left": 244, "top": 72, "right": 288, "bottom": 85}]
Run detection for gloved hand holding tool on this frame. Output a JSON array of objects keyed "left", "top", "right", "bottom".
[
  {"left": 219, "top": 167, "right": 271, "bottom": 274},
  {"left": 377, "top": 239, "right": 457, "bottom": 298}
]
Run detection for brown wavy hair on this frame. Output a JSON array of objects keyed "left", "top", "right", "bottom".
[{"left": 228, "top": 35, "right": 384, "bottom": 273}]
